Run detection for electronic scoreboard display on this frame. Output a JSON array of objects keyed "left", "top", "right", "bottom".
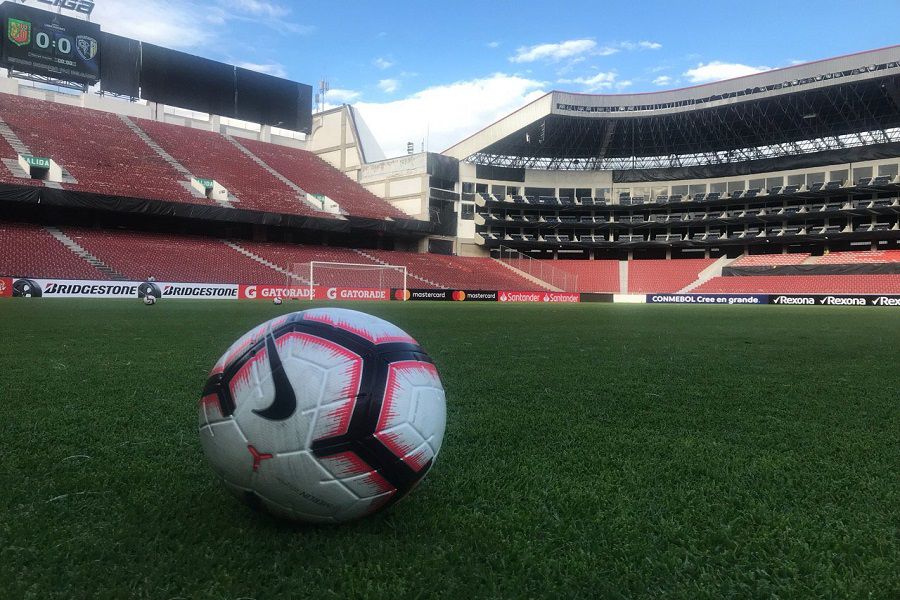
[{"left": 1, "top": 2, "right": 100, "bottom": 84}]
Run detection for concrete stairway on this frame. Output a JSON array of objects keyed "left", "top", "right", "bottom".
[
  {"left": 352, "top": 249, "right": 441, "bottom": 288},
  {"left": 119, "top": 115, "right": 232, "bottom": 207},
  {"left": 619, "top": 260, "right": 628, "bottom": 293},
  {"left": 492, "top": 259, "right": 560, "bottom": 291},
  {"left": 222, "top": 241, "right": 307, "bottom": 283},
  {"left": 44, "top": 227, "right": 128, "bottom": 280},
  {"left": 224, "top": 135, "right": 325, "bottom": 214},
  {"left": 677, "top": 255, "right": 736, "bottom": 293},
  {"left": 0, "top": 118, "right": 77, "bottom": 187}
]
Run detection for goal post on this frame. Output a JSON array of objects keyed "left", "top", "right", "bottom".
[{"left": 286, "top": 261, "right": 408, "bottom": 297}]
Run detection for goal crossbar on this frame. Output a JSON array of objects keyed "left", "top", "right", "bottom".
[{"left": 287, "top": 261, "right": 408, "bottom": 297}]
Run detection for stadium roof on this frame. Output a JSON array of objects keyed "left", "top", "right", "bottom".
[{"left": 444, "top": 46, "right": 900, "bottom": 171}]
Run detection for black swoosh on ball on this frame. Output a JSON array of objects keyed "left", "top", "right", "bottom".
[{"left": 252, "top": 334, "right": 297, "bottom": 421}]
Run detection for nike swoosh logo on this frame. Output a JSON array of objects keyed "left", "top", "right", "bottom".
[{"left": 252, "top": 333, "right": 297, "bottom": 421}]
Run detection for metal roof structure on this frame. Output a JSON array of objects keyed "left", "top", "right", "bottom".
[{"left": 444, "top": 46, "right": 900, "bottom": 171}]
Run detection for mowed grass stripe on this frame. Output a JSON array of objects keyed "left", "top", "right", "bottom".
[{"left": 0, "top": 300, "right": 897, "bottom": 599}]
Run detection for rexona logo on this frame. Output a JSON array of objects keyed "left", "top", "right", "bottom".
[
  {"left": 821, "top": 296, "right": 866, "bottom": 306},
  {"left": 872, "top": 296, "right": 900, "bottom": 306},
  {"left": 772, "top": 296, "right": 815, "bottom": 305}
]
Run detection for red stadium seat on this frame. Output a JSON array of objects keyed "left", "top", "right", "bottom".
[
  {"left": 628, "top": 259, "right": 716, "bottom": 293},
  {"left": 0, "top": 222, "right": 108, "bottom": 279}
]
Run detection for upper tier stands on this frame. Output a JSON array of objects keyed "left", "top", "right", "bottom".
[
  {"left": 817, "top": 250, "right": 900, "bottom": 264},
  {"left": 135, "top": 119, "right": 323, "bottom": 217},
  {"left": 0, "top": 93, "right": 411, "bottom": 221},
  {"left": 0, "top": 94, "right": 204, "bottom": 204},
  {"left": 0, "top": 223, "right": 106, "bottom": 280},
  {"left": 551, "top": 260, "right": 620, "bottom": 292},
  {"left": 694, "top": 275, "right": 900, "bottom": 294},
  {"left": 628, "top": 259, "right": 715, "bottom": 293},
  {"left": 365, "top": 250, "right": 537, "bottom": 290},
  {"left": 65, "top": 228, "right": 283, "bottom": 284},
  {"left": 240, "top": 139, "right": 407, "bottom": 220},
  {"left": 731, "top": 253, "right": 811, "bottom": 267}
]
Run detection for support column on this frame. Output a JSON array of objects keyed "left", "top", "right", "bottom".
[
  {"left": 260, "top": 124, "right": 272, "bottom": 143},
  {"left": 665, "top": 248, "right": 672, "bottom": 259},
  {"left": 209, "top": 115, "right": 221, "bottom": 133}
]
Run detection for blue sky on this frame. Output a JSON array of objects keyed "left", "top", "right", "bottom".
[{"left": 92, "top": 0, "right": 900, "bottom": 157}]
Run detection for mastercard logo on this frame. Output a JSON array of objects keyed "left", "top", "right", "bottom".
[
  {"left": 452, "top": 290, "right": 466, "bottom": 301},
  {"left": 394, "top": 289, "right": 411, "bottom": 301}
]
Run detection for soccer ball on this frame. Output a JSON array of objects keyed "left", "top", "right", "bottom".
[
  {"left": 198, "top": 308, "right": 447, "bottom": 523},
  {"left": 143, "top": 295, "right": 156, "bottom": 306},
  {"left": 273, "top": 297, "right": 283, "bottom": 305}
]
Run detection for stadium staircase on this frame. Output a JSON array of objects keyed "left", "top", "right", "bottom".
[
  {"left": 491, "top": 259, "right": 560, "bottom": 291},
  {"left": 223, "top": 241, "right": 307, "bottom": 283},
  {"left": 678, "top": 255, "right": 736, "bottom": 293},
  {"left": 224, "top": 135, "right": 324, "bottom": 214},
  {"left": 118, "top": 116, "right": 223, "bottom": 206},
  {"left": 0, "top": 116, "right": 76, "bottom": 188},
  {"left": 352, "top": 249, "right": 441, "bottom": 288},
  {"left": 619, "top": 261, "right": 628, "bottom": 293},
  {"left": 44, "top": 227, "right": 127, "bottom": 280}
]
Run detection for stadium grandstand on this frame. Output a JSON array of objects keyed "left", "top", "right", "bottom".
[{"left": 0, "top": 4, "right": 898, "bottom": 298}]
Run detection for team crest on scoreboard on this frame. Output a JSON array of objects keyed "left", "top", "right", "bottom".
[
  {"left": 7, "top": 19, "right": 31, "bottom": 47},
  {"left": 76, "top": 35, "right": 98, "bottom": 61}
]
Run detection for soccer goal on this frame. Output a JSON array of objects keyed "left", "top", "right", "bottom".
[{"left": 287, "top": 261, "right": 408, "bottom": 297}]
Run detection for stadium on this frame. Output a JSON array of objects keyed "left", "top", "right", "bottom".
[{"left": 2, "top": 1, "right": 898, "bottom": 598}]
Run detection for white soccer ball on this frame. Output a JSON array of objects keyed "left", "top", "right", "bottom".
[
  {"left": 143, "top": 295, "right": 156, "bottom": 305},
  {"left": 198, "top": 308, "right": 447, "bottom": 523},
  {"left": 273, "top": 297, "right": 283, "bottom": 305}
]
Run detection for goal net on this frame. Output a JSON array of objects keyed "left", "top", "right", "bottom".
[{"left": 287, "top": 261, "right": 408, "bottom": 296}]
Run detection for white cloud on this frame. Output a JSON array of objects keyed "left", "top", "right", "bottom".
[
  {"left": 236, "top": 61, "right": 287, "bottom": 78},
  {"left": 373, "top": 57, "right": 395, "bottom": 70},
  {"left": 225, "top": 0, "right": 289, "bottom": 17},
  {"left": 616, "top": 80, "right": 633, "bottom": 90},
  {"left": 595, "top": 40, "right": 662, "bottom": 56},
  {"left": 326, "top": 88, "right": 362, "bottom": 104},
  {"left": 91, "top": 0, "right": 219, "bottom": 49},
  {"left": 91, "top": 0, "right": 311, "bottom": 50},
  {"left": 487, "top": 41, "right": 501, "bottom": 48},
  {"left": 683, "top": 61, "right": 771, "bottom": 84},
  {"left": 652, "top": 75, "right": 673, "bottom": 86},
  {"left": 354, "top": 73, "right": 546, "bottom": 157},
  {"left": 510, "top": 39, "right": 596, "bottom": 63},
  {"left": 378, "top": 79, "right": 399, "bottom": 93},
  {"left": 558, "top": 71, "right": 618, "bottom": 92}
]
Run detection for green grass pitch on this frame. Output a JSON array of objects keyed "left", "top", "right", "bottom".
[{"left": 1, "top": 300, "right": 898, "bottom": 599}]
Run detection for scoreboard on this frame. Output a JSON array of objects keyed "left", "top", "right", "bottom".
[{"left": 1, "top": 2, "right": 100, "bottom": 84}]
